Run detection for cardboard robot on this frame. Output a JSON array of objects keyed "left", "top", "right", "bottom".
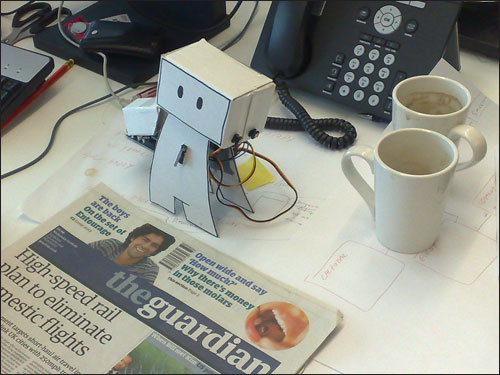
[{"left": 149, "top": 39, "right": 275, "bottom": 236}]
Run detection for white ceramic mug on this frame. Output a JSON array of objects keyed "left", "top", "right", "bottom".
[
  {"left": 342, "top": 128, "right": 474, "bottom": 254},
  {"left": 392, "top": 75, "right": 487, "bottom": 170}
]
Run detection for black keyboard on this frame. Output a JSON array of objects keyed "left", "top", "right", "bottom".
[{"left": 1, "top": 43, "right": 54, "bottom": 125}]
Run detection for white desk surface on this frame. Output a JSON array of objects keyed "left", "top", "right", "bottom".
[{"left": 1, "top": 2, "right": 499, "bottom": 374}]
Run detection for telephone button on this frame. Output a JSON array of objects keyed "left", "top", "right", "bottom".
[
  {"left": 339, "top": 85, "right": 350, "bottom": 97},
  {"left": 374, "top": 5, "right": 402, "bottom": 35},
  {"left": 383, "top": 53, "right": 395, "bottom": 65},
  {"left": 386, "top": 40, "right": 400, "bottom": 50},
  {"left": 323, "top": 80, "right": 335, "bottom": 93},
  {"left": 373, "top": 81, "right": 385, "bottom": 93},
  {"left": 357, "top": 7, "right": 371, "bottom": 21},
  {"left": 378, "top": 67, "right": 390, "bottom": 79},
  {"left": 405, "top": 20, "right": 418, "bottom": 33},
  {"left": 348, "top": 58, "right": 360, "bottom": 70},
  {"left": 381, "top": 13, "right": 394, "bottom": 27},
  {"left": 353, "top": 90, "right": 365, "bottom": 102},
  {"left": 363, "top": 63, "right": 375, "bottom": 75},
  {"left": 392, "top": 15, "right": 402, "bottom": 31},
  {"left": 368, "top": 95, "right": 380, "bottom": 106},
  {"left": 380, "top": 5, "right": 402, "bottom": 17},
  {"left": 358, "top": 76, "right": 370, "bottom": 88},
  {"left": 384, "top": 99, "right": 393, "bottom": 112},
  {"left": 360, "top": 33, "right": 373, "bottom": 42},
  {"left": 368, "top": 49, "right": 380, "bottom": 61},
  {"left": 334, "top": 53, "right": 345, "bottom": 65},
  {"left": 391, "top": 71, "right": 408, "bottom": 88},
  {"left": 354, "top": 45, "right": 365, "bottom": 56},
  {"left": 344, "top": 72, "right": 355, "bottom": 83},
  {"left": 373, "top": 37, "right": 386, "bottom": 46},
  {"left": 410, "top": 1, "right": 426, "bottom": 9},
  {"left": 329, "top": 66, "right": 340, "bottom": 78}
]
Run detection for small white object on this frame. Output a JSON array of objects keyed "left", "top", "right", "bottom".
[{"left": 122, "top": 97, "right": 158, "bottom": 136}]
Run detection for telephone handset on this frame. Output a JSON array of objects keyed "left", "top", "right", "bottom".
[
  {"left": 265, "top": 1, "right": 311, "bottom": 78},
  {"left": 252, "top": 1, "right": 462, "bottom": 120}
]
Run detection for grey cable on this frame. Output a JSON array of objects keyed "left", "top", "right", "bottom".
[
  {"left": 219, "top": 1, "right": 259, "bottom": 51},
  {"left": 1, "top": 82, "right": 157, "bottom": 179}
]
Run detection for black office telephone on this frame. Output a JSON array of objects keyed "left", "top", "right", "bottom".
[{"left": 251, "top": 1, "right": 462, "bottom": 121}]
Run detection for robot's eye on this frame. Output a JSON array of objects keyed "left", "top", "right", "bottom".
[
  {"left": 196, "top": 97, "right": 203, "bottom": 110},
  {"left": 177, "top": 85, "right": 183, "bottom": 98}
]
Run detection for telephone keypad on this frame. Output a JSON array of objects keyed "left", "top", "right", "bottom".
[
  {"left": 323, "top": 9, "right": 418, "bottom": 113},
  {"left": 326, "top": 34, "right": 406, "bottom": 110}
]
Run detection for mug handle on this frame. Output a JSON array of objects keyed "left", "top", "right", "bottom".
[
  {"left": 341, "top": 145, "right": 375, "bottom": 219},
  {"left": 448, "top": 125, "right": 487, "bottom": 171}
]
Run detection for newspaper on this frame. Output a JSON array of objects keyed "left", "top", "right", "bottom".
[{"left": 1, "top": 183, "right": 342, "bottom": 374}]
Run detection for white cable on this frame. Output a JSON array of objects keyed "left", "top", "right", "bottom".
[{"left": 57, "top": 1, "right": 126, "bottom": 107}]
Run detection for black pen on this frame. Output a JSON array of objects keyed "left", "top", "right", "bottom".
[{"left": 358, "top": 113, "right": 390, "bottom": 123}]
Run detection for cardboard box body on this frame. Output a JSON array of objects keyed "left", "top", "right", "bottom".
[{"left": 156, "top": 39, "right": 275, "bottom": 148}]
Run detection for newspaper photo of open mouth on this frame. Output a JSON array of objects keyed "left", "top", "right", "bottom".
[{"left": 245, "top": 302, "right": 310, "bottom": 351}]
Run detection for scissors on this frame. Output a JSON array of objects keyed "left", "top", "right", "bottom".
[{"left": 2, "top": 2, "right": 72, "bottom": 45}]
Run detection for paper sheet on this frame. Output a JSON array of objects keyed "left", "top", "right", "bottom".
[{"left": 21, "top": 59, "right": 499, "bottom": 373}]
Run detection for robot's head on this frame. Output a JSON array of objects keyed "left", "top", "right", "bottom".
[
  {"left": 156, "top": 39, "right": 275, "bottom": 148},
  {"left": 157, "top": 61, "right": 230, "bottom": 146}
]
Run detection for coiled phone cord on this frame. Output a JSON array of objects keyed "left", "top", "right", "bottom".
[{"left": 265, "top": 80, "right": 357, "bottom": 150}]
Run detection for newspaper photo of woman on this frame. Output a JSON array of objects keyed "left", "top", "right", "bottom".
[{"left": 244, "top": 301, "right": 310, "bottom": 350}]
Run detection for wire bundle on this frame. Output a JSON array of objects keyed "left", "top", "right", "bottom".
[
  {"left": 268, "top": 80, "right": 357, "bottom": 150},
  {"left": 209, "top": 143, "right": 298, "bottom": 223}
]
